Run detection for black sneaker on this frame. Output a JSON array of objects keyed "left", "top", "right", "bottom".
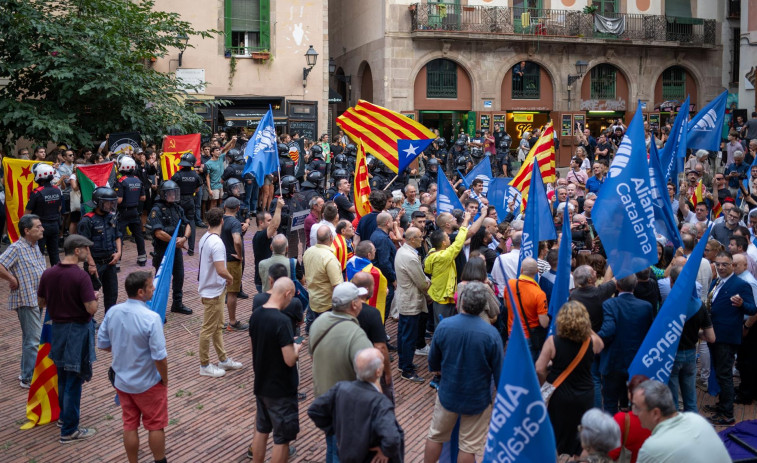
[
  {"left": 226, "top": 321, "right": 249, "bottom": 332},
  {"left": 401, "top": 372, "right": 425, "bottom": 383},
  {"left": 171, "top": 305, "right": 193, "bottom": 315},
  {"left": 397, "top": 363, "right": 418, "bottom": 372},
  {"left": 703, "top": 404, "right": 724, "bottom": 415},
  {"left": 196, "top": 222, "right": 208, "bottom": 228},
  {"left": 238, "top": 291, "right": 249, "bottom": 299},
  {"left": 709, "top": 414, "right": 735, "bottom": 426},
  {"left": 60, "top": 427, "right": 96, "bottom": 443},
  {"left": 187, "top": 250, "right": 194, "bottom": 256},
  {"left": 297, "top": 392, "right": 307, "bottom": 402}
]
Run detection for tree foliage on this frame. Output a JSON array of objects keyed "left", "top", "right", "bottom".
[{"left": 0, "top": 0, "right": 217, "bottom": 148}]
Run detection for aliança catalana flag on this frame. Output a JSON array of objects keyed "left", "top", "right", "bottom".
[
  {"left": 354, "top": 140, "right": 372, "bottom": 219},
  {"left": 21, "top": 309, "right": 59, "bottom": 429},
  {"left": 76, "top": 162, "right": 115, "bottom": 213},
  {"left": 346, "top": 256, "right": 388, "bottom": 321},
  {"left": 161, "top": 134, "right": 201, "bottom": 180},
  {"left": 3, "top": 158, "right": 52, "bottom": 243}
]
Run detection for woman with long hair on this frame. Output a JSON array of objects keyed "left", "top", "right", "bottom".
[{"left": 456, "top": 256, "right": 499, "bottom": 324}]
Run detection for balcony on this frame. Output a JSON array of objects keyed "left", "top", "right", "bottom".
[{"left": 408, "top": 3, "right": 717, "bottom": 48}]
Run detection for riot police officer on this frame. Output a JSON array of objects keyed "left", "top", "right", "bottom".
[
  {"left": 307, "top": 145, "right": 327, "bottom": 178},
  {"left": 301, "top": 171, "right": 324, "bottom": 204},
  {"left": 114, "top": 156, "right": 147, "bottom": 266},
  {"left": 25, "top": 164, "right": 62, "bottom": 266},
  {"left": 223, "top": 178, "right": 251, "bottom": 227},
  {"left": 370, "top": 162, "right": 390, "bottom": 191},
  {"left": 147, "top": 180, "right": 192, "bottom": 315},
  {"left": 278, "top": 143, "right": 296, "bottom": 177},
  {"left": 222, "top": 148, "right": 256, "bottom": 213},
  {"left": 419, "top": 158, "right": 439, "bottom": 193},
  {"left": 78, "top": 187, "right": 122, "bottom": 313},
  {"left": 272, "top": 175, "right": 303, "bottom": 258},
  {"left": 171, "top": 153, "right": 203, "bottom": 256}
]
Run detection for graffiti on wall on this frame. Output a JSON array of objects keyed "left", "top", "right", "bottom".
[{"left": 579, "top": 98, "right": 627, "bottom": 111}]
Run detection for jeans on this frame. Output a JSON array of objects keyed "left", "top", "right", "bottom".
[
  {"left": 709, "top": 342, "right": 738, "bottom": 418},
  {"left": 199, "top": 291, "right": 227, "bottom": 366},
  {"left": 601, "top": 370, "right": 629, "bottom": 415},
  {"left": 385, "top": 285, "right": 395, "bottom": 319},
  {"left": 432, "top": 302, "right": 456, "bottom": 329},
  {"left": 591, "top": 356, "right": 603, "bottom": 409},
  {"left": 326, "top": 433, "right": 340, "bottom": 463},
  {"left": 305, "top": 307, "right": 324, "bottom": 335},
  {"left": 698, "top": 341, "right": 711, "bottom": 382},
  {"left": 58, "top": 368, "right": 83, "bottom": 436},
  {"left": 416, "top": 311, "right": 429, "bottom": 349},
  {"left": 17, "top": 306, "right": 42, "bottom": 382},
  {"left": 246, "top": 180, "right": 258, "bottom": 213},
  {"left": 669, "top": 349, "right": 698, "bottom": 412},
  {"left": 398, "top": 314, "right": 420, "bottom": 375}
]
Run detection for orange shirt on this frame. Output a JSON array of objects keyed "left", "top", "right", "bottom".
[{"left": 505, "top": 275, "right": 548, "bottom": 339}]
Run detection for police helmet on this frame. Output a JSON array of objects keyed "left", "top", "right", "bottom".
[
  {"left": 470, "top": 147, "right": 484, "bottom": 159},
  {"left": 366, "top": 155, "right": 378, "bottom": 170},
  {"left": 33, "top": 163, "right": 55, "bottom": 183},
  {"left": 178, "top": 153, "right": 196, "bottom": 168},
  {"left": 159, "top": 180, "right": 181, "bottom": 203},
  {"left": 279, "top": 175, "right": 298, "bottom": 195},
  {"left": 332, "top": 168, "right": 349, "bottom": 182},
  {"left": 226, "top": 148, "right": 241, "bottom": 163},
  {"left": 118, "top": 156, "right": 137, "bottom": 173},
  {"left": 344, "top": 144, "right": 357, "bottom": 155},
  {"left": 455, "top": 155, "right": 469, "bottom": 170},
  {"left": 455, "top": 139, "right": 466, "bottom": 147},
  {"left": 310, "top": 144, "right": 324, "bottom": 159},
  {"left": 306, "top": 171, "right": 324, "bottom": 186},
  {"left": 278, "top": 143, "right": 289, "bottom": 155},
  {"left": 224, "top": 177, "right": 245, "bottom": 198},
  {"left": 427, "top": 158, "right": 439, "bottom": 173},
  {"left": 435, "top": 137, "right": 446, "bottom": 148},
  {"left": 90, "top": 186, "right": 118, "bottom": 210},
  {"left": 333, "top": 153, "right": 348, "bottom": 167}
]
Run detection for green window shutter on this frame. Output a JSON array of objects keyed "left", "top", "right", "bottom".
[
  {"left": 662, "top": 67, "right": 686, "bottom": 101},
  {"left": 224, "top": 0, "right": 232, "bottom": 50},
  {"left": 260, "top": 0, "right": 270, "bottom": 50}
]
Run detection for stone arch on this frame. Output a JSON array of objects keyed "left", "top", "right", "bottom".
[
  {"left": 357, "top": 61, "right": 374, "bottom": 103},
  {"left": 499, "top": 58, "right": 557, "bottom": 110},
  {"left": 579, "top": 61, "right": 633, "bottom": 112},
  {"left": 409, "top": 52, "right": 477, "bottom": 110},
  {"left": 650, "top": 62, "right": 701, "bottom": 109}
]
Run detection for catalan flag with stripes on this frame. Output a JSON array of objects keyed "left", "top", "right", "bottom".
[
  {"left": 331, "top": 234, "right": 353, "bottom": 273},
  {"left": 346, "top": 257, "right": 389, "bottom": 321},
  {"left": 712, "top": 202, "right": 723, "bottom": 219},
  {"left": 336, "top": 100, "right": 436, "bottom": 173},
  {"left": 3, "top": 158, "right": 52, "bottom": 243},
  {"left": 509, "top": 122, "right": 556, "bottom": 209},
  {"left": 20, "top": 309, "right": 59, "bottom": 429},
  {"left": 354, "top": 140, "right": 372, "bottom": 219}
]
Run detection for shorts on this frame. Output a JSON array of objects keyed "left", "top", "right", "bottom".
[
  {"left": 227, "top": 261, "right": 242, "bottom": 293},
  {"left": 202, "top": 187, "right": 210, "bottom": 201},
  {"left": 255, "top": 395, "right": 299, "bottom": 444},
  {"left": 427, "top": 395, "right": 492, "bottom": 455},
  {"left": 69, "top": 211, "right": 82, "bottom": 222},
  {"left": 264, "top": 176, "right": 273, "bottom": 186},
  {"left": 117, "top": 381, "right": 169, "bottom": 431},
  {"left": 211, "top": 189, "right": 222, "bottom": 200}
]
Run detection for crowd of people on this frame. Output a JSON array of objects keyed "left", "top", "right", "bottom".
[{"left": 3, "top": 113, "right": 757, "bottom": 462}]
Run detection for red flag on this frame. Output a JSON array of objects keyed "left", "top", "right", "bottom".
[
  {"left": 3, "top": 158, "right": 51, "bottom": 242},
  {"left": 161, "top": 134, "right": 201, "bottom": 180}
]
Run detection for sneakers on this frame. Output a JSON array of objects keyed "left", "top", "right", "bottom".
[
  {"left": 187, "top": 250, "right": 194, "bottom": 256},
  {"left": 199, "top": 364, "right": 226, "bottom": 378},
  {"left": 218, "top": 358, "right": 243, "bottom": 370},
  {"left": 20, "top": 379, "right": 30, "bottom": 389},
  {"left": 60, "top": 427, "right": 96, "bottom": 444},
  {"left": 709, "top": 414, "right": 735, "bottom": 426},
  {"left": 415, "top": 345, "right": 430, "bottom": 356},
  {"left": 397, "top": 363, "right": 418, "bottom": 372},
  {"left": 429, "top": 375, "right": 441, "bottom": 390},
  {"left": 237, "top": 290, "right": 249, "bottom": 300},
  {"left": 401, "top": 372, "right": 425, "bottom": 383},
  {"left": 226, "top": 321, "right": 249, "bottom": 331}
]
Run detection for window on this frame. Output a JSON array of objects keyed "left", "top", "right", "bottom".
[
  {"left": 426, "top": 59, "right": 457, "bottom": 98},
  {"left": 590, "top": 64, "right": 616, "bottom": 100},
  {"left": 594, "top": 0, "right": 618, "bottom": 15},
  {"left": 662, "top": 66, "right": 686, "bottom": 101},
  {"left": 512, "top": 61, "right": 540, "bottom": 99},
  {"left": 731, "top": 27, "right": 741, "bottom": 86},
  {"left": 225, "top": 0, "right": 270, "bottom": 56}
]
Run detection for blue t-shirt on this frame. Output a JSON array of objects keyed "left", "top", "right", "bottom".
[
  {"left": 205, "top": 154, "right": 226, "bottom": 190},
  {"left": 586, "top": 175, "right": 605, "bottom": 194},
  {"left": 356, "top": 211, "right": 379, "bottom": 239}
]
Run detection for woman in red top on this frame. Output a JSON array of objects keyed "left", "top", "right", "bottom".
[{"left": 608, "top": 374, "right": 652, "bottom": 463}]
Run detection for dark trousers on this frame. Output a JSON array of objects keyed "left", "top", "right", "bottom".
[
  {"left": 398, "top": 313, "right": 420, "bottom": 375},
  {"left": 85, "top": 261, "right": 118, "bottom": 313},
  {"left": 305, "top": 307, "right": 324, "bottom": 335},
  {"left": 117, "top": 208, "right": 146, "bottom": 261},
  {"left": 58, "top": 369, "right": 83, "bottom": 436},
  {"left": 39, "top": 220, "right": 60, "bottom": 266},
  {"left": 179, "top": 197, "right": 196, "bottom": 252},
  {"left": 601, "top": 370, "right": 629, "bottom": 415},
  {"left": 153, "top": 244, "right": 185, "bottom": 308},
  {"left": 738, "top": 328, "right": 757, "bottom": 400},
  {"left": 416, "top": 311, "right": 429, "bottom": 349},
  {"left": 710, "top": 342, "right": 738, "bottom": 418},
  {"left": 194, "top": 190, "right": 203, "bottom": 224}
]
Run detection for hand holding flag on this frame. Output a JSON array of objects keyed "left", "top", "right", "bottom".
[{"left": 147, "top": 220, "right": 182, "bottom": 323}]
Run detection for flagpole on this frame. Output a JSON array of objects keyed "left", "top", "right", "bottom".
[
  {"left": 271, "top": 104, "right": 282, "bottom": 193},
  {"left": 382, "top": 174, "right": 399, "bottom": 191}
]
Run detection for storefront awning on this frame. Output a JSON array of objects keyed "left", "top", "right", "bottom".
[
  {"left": 328, "top": 88, "right": 343, "bottom": 104},
  {"left": 218, "top": 108, "right": 288, "bottom": 128}
]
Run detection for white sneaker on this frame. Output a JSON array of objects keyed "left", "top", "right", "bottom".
[
  {"left": 199, "top": 364, "right": 226, "bottom": 377},
  {"left": 415, "top": 345, "right": 430, "bottom": 356},
  {"left": 218, "top": 357, "right": 243, "bottom": 370}
]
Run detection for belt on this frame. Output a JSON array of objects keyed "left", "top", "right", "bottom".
[{"left": 92, "top": 256, "right": 113, "bottom": 265}]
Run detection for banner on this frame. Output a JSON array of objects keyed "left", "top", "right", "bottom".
[
  {"left": 161, "top": 133, "right": 201, "bottom": 181},
  {"left": 3, "top": 158, "right": 52, "bottom": 242},
  {"left": 75, "top": 162, "right": 115, "bottom": 213},
  {"left": 487, "top": 177, "right": 515, "bottom": 222},
  {"left": 242, "top": 107, "right": 279, "bottom": 187},
  {"left": 628, "top": 225, "right": 711, "bottom": 383},
  {"left": 108, "top": 132, "right": 141, "bottom": 155},
  {"left": 20, "top": 309, "right": 59, "bottom": 429},
  {"left": 463, "top": 156, "right": 493, "bottom": 195},
  {"left": 548, "top": 199, "right": 572, "bottom": 335},
  {"left": 519, "top": 160, "right": 557, "bottom": 271},
  {"left": 648, "top": 142, "right": 683, "bottom": 250},
  {"left": 687, "top": 90, "right": 727, "bottom": 152},
  {"left": 354, "top": 140, "right": 372, "bottom": 219},
  {"left": 437, "top": 168, "right": 464, "bottom": 215},
  {"left": 593, "top": 106, "right": 658, "bottom": 280},
  {"left": 147, "top": 220, "right": 181, "bottom": 322},
  {"left": 397, "top": 139, "right": 434, "bottom": 173},
  {"left": 510, "top": 122, "right": 556, "bottom": 210},
  {"left": 660, "top": 96, "right": 689, "bottom": 194},
  {"left": 484, "top": 283, "right": 557, "bottom": 463}
]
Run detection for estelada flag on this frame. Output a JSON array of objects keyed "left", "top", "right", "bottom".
[
  {"left": 337, "top": 100, "right": 435, "bottom": 173},
  {"left": 161, "top": 134, "right": 201, "bottom": 180},
  {"left": 20, "top": 309, "right": 59, "bottom": 429},
  {"left": 331, "top": 234, "right": 353, "bottom": 272},
  {"left": 346, "top": 256, "right": 388, "bottom": 321},
  {"left": 510, "top": 122, "right": 557, "bottom": 210},
  {"left": 354, "top": 140, "right": 372, "bottom": 219},
  {"left": 3, "top": 158, "right": 52, "bottom": 243},
  {"left": 76, "top": 162, "right": 115, "bottom": 213}
]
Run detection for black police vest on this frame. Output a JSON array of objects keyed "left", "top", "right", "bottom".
[
  {"left": 147, "top": 202, "right": 184, "bottom": 247},
  {"left": 172, "top": 170, "right": 202, "bottom": 196},
  {"left": 81, "top": 212, "right": 118, "bottom": 257},
  {"left": 310, "top": 160, "right": 326, "bottom": 176},
  {"left": 29, "top": 185, "right": 62, "bottom": 222},
  {"left": 222, "top": 164, "right": 244, "bottom": 182},
  {"left": 118, "top": 175, "right": 143, "bottom": 208},
  {"left": 279, "top": 157, "right": 295, "bottom": 176}
]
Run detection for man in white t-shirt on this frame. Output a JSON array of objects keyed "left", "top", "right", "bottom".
[{"left": 197, "top": 207, "right": 243, "bottom": 378}]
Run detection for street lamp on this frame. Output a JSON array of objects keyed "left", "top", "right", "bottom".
[
  {"left": 177, "top": 34, "right": 189, "bottom": 67},
  {"left": 303, "top": 45, "right": 319, "bottom": 88},
  {"left": 568, "top": 60, "right": 588, "bottom": 86},
  {"left": 329, "top": 57, "right": 337, "bottom": 75}
]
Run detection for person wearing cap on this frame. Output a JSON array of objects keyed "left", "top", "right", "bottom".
[
  {"left": 171, "top": 153, "right": 203, "bottom": 256},
  {"left": 38, "top": 234, "right": 100, "bottom": 443},
  {"left": 309, "top": 281, "right": 372, "bottom": 462}
]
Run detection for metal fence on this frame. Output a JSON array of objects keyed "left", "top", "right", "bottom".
[{"left": 512, "top": 74, "right": 540, "bottom": 99}]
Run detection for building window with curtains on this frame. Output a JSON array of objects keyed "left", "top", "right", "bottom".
[
  {"left": 225, "top": 0, "right": 270, "bottom": 56},
  {"left": 512, "top": 61, "right": 540, "bottom": 99},
  {"left": 662, "top": 67, "right": 686, "bottom": 101},
  {"left": 426, "top": 59, "right": 457, "bottom": 98},
  {"left": 590, "top": 64, "right": 616, "bottom": 100}
]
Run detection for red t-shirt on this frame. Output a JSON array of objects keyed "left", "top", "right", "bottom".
[
  {"left": 38, "top": 263, "right": 96, "bottom": 323},
  {"left": 608, "top": 411, "right": 651, "bottom": 463}
]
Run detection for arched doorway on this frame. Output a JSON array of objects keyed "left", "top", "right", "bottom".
[
  {"left": 654, "top": 65, "right": 698, "bottom": 125},
  {"left": 501, "top": 60, "right": 555, "bottom": 144},
  {"left": 359, "top": 62, "right": 373, "bottom": 103},
  {"left": 580, "top": 63, "right": 629, "bottom": 134},
  {"left": 414, "top": 58, "right": 473, "bottom": 142}
]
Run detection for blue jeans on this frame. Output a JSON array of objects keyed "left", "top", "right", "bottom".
[
  {"left": 398, "top": 314, "right": 420, "bottom": 374},
  {"left": 669, "top": 349, "right": 697, "bottom": 412},
  {"left": 58, "top": 369, "right": 83, "bottom": 436},
  {"left": 326, "top": 433, "right": 340, "bottom": 463},
  {"left": 246, "top": 180, "right": 258, "bottom": 213},
  {"left": 17, "top": 306, "right": 42, "bottom": 382}
]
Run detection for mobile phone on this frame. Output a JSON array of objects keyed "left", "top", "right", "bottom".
[{"left": 294, "top": 336, "right": 304, "bottom": 344}]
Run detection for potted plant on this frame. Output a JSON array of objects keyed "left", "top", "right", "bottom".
[
  {"left": 224, "top": 49, "right": 232, "bottom": 58},
  {"left": 583, "top": 5, "right": 598, "bottom": 15},
  {"left": 251, "top": 50, "right": 270, "bottom": 60}
]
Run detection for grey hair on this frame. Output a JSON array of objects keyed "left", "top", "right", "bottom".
[
  {"left": 510, "top": 219, "right": 524, "bottom": 231},
  {"left": 556, "top": 202, "right": 575, "bottom": 214},
  {"left": 750, "top": 209, "right": 757, "bottom": 220},
  {"left": 695, "top": 149, "right": 709, "bottom": 158},
  {"left": 579, "top": 409, "right": 620, "bottom": 454},
  {"left": 584, "top": 193, "right": 597, "bottom": 201},
  {"left": 510, "top": 231, "right": 522, "bottom": 247},
  {"left": 734, "top": 150, "right": 745, "bottom": 159},
  {"left": 271, "top": 234, "right": 288, "bottom": 255},
  {"left": 18, "top": 214, "right": 40, "bottom": 237},
  {"left": 309, "top": 196, "right": 323, "bottom": 209},
  {"left": 573, "top": 265, "right": 595, "bottom": 287},
  {"left": 458, "top": 281, "right": 488, "bottom": 316},
  {"left": 332, "top": 301, "right": 352, "bottom": 313},
  {"left": 637, "top": 379, "right": 676, "bottom": 417},
  {"left": 354, "top": 349, "right": 383, "bottom": 382}
]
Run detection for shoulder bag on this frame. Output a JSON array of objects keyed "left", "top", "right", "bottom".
[
  {"left": 540, "top": 337, "right": 590, "bottom": 405},
  {"left": 617, "top": 412, "right": 633, "bottom": 463}
]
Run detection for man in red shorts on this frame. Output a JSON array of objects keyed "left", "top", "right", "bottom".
[{"left": 97, "top": 271, "right": 168, "bottom": 463}]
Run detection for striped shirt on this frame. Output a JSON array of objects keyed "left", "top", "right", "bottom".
[{"left": 0, "top": 238, "right": 46, "bottom": 310}]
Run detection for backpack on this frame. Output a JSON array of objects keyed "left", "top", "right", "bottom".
[{"left": 290, "top": 258, "right": 310, "bottom": 313}]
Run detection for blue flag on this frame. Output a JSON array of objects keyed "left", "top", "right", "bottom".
[
  {"left": 147, "top": 219, "right": 181, "bottom": 323},
  {"left": 519, "top": 161, "right": 556, "bottom": 272},
  {"left": 437, "top": 168, "right": 464, "bottom": 215},
  {"left": 488, "top": 177, "right": 523, "bottom": 221},
  {"left": 397, "top": 139, "right": 434, "bottom": 173},
  {"left": 593, "top": 106, "right": 658, "bottom": 280},
  {"left": 484, "top": 283, "right": 557, "bottom": 463},
  {"left": 648, "top": 141, "right": 683, "bottom": 250},
  {"left": 687, "top": 90, "right": 727, "bottom": 152},
  {"left": 660, "top": 96, "right": 690, "bottom": 194},
  {"left": 242, "top": 107, "right": 279, "bottom": 187},
  {"left": 547, "top": 199, "right": 572, "bottom": 336},
  {"left": 628, "top": 225, "right": 711, "bottom": 383},
  {"left": 462, "top": 156, "right": 494, "bottom": 194}
]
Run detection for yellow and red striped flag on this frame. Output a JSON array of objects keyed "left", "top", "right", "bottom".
[
  {"left": 347, "top": 257, "right": 389, "bottom": 321},
  {"left": 331, "top": 234, "right": 353, "bottom": 272},
  {"left": 712, "top": 201, "right": 723, "bottom": 219},
  {"left": 691, "top": 180, "right": 705, "bottom": 207},
  {"left": 20, "top": 310, "right": 59, "bottom": 429},
  {"left": 354, "top": 140, "right": 372, "bottom": 219},
  {"left": 509, "top": 122, "right": 557, "bottom": 209},
  {"left": 336, "top": 100, "right": 435, "bottom": 173},
  {"left": 161, "top": 133, "right": 201, "bottom": 180},
  {"left": 3, "top": 158, "right": 52, "bottom": 243}
]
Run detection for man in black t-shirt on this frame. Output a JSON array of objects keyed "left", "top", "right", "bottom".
[
  {"left": 252, "top": 198, "right": 284, "bottom": 292},
  {"left": 221, "top": 198, "right": 247, "bottom": 331},
  {"left": 333, "top": 178, "right": 355, "bottom": 222},
  {"left": 248, "top": 277, "right": 300, "bottom": 461},
  {"left": 251, "top": 263, "right": 304, "bottom": 335}
]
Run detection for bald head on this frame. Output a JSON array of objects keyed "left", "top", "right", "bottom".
[
  {"left": 316, "top": 225, "right": 333, "bottom": 245},
  {"left": 352, "top": 272, "right": 375, "bottom": 298},
  {"left": 436, "top": 212, "right": 454, "bottom": 231},
  {"left": 376, "top": 212, "right": 392, "bottom": 230},
  {"left": 266, "top": 277, "right": 295, "bottom": 310},
  {"left": 354, "top": 347, "right": 384, "bottom": 383},
  {"left": 271, "top": 234, "right": 288, "bottom": 255},
  {"left": 734, "top": 253, "right": 748, "bottom": 274},
  {"left": 520, "top": 257, "right": 538, "bottom": 277},
  {"left": 404, "top": 226, "right": 421, "bottom": 241}
]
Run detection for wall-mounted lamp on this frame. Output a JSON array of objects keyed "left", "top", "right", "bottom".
[
  {"left": 177, "top": 34, "right": 189, "bottom": 67},
  {"left": 302, "top": 45, "right": 319, "bottom": 88},
  {"left": 567, "top": 60, "right": 589, "bottom": 86}
]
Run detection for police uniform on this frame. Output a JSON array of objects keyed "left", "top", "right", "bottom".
[
  {"left": 147, "top": 199, "right": 189, "bottom": 311},
  {"left": 222, "top": 161, "right": 257, "bottom": 212},
  {"left": 171, "top": 168, "right": 202, "bottom": 254},
  {"left": 78, "top": 210, "right": 121, "bottom": 312},
  {"left": 114, "top": 173, "right": 147, "bottom": 265},
  {"left": 419, "top": 170, "right": 438, "bottom": 193},
  {"left": 26, "top": 183, "right": 63, "bottom": 266}
]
